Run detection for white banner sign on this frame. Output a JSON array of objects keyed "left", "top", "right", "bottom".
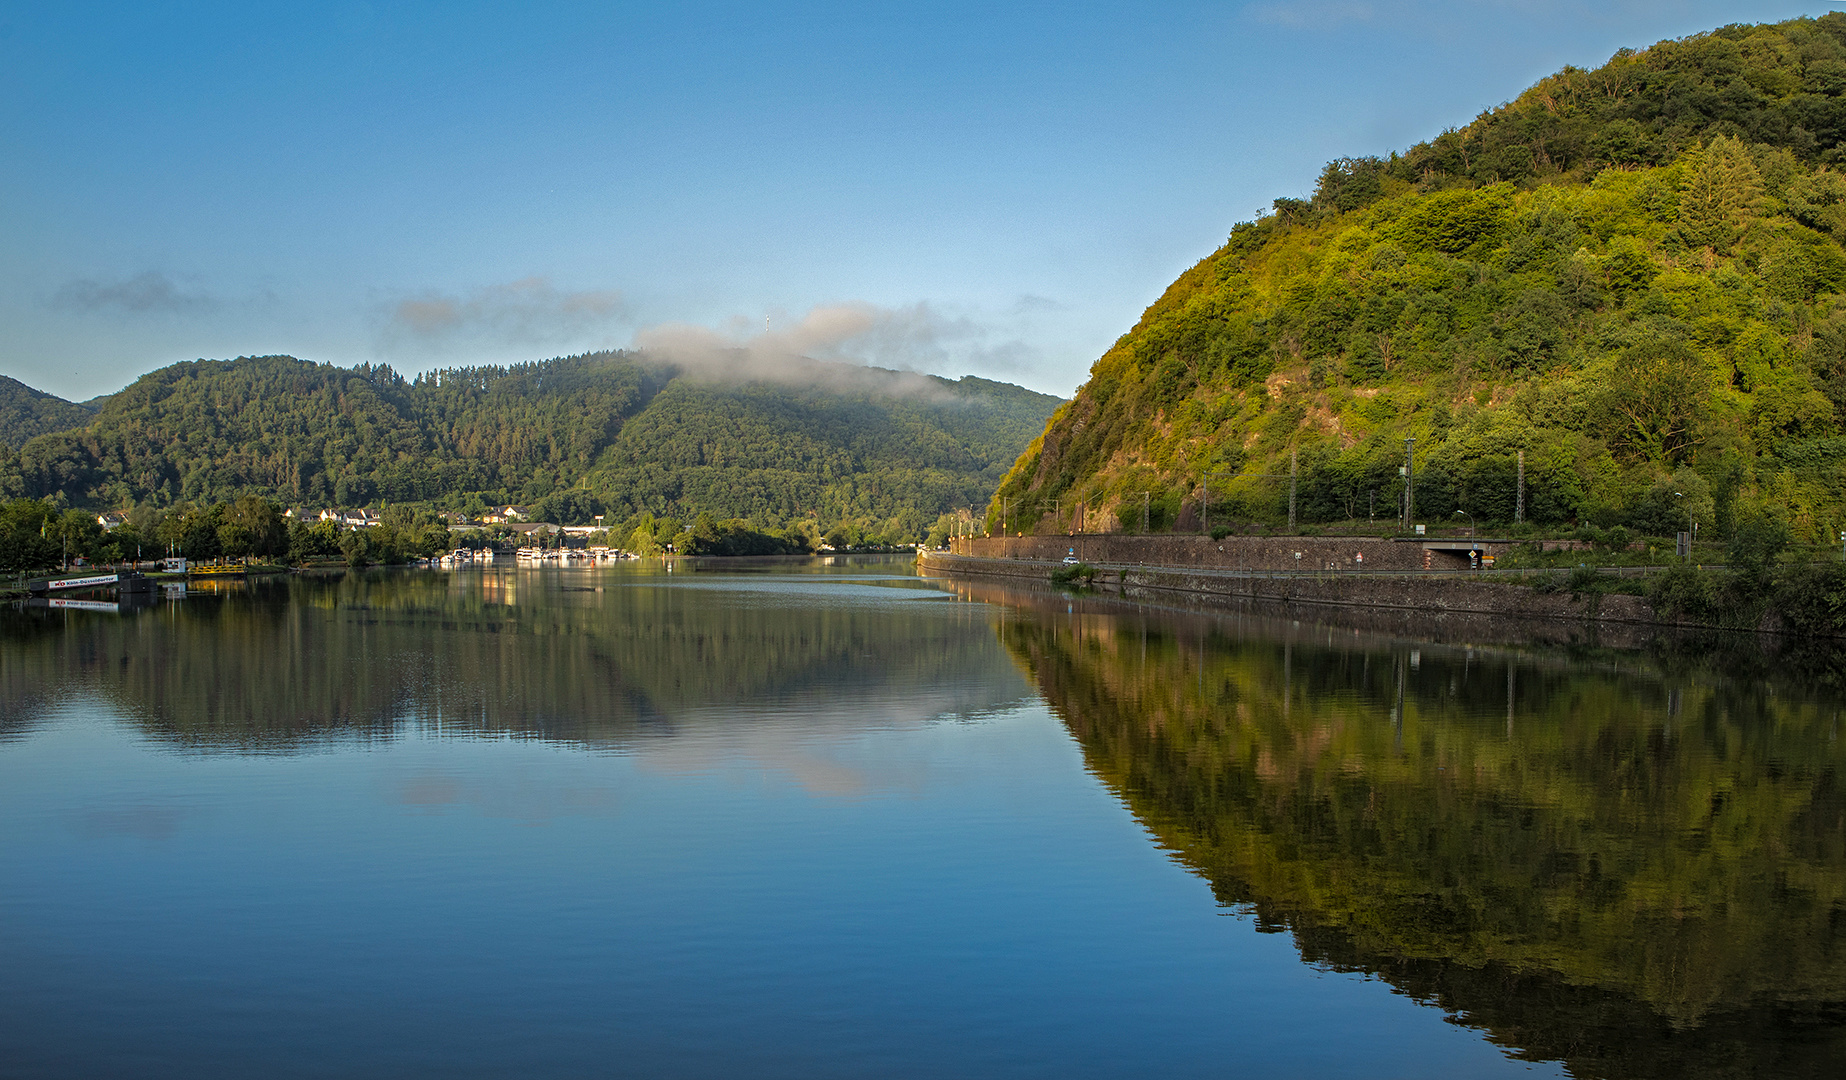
[{"left": 43, "top": 574, "right": 120, "bottom": 591}]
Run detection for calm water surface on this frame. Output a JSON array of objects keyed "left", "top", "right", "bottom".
[{"left": 2, "top": 558, "right": 1841, "bottom": 1078}]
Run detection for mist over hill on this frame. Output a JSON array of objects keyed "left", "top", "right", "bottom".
[
  {"left": 0, "top": 351, "right": 1061, "bottom": 539},
  {"left": 993, "top": 14, "right": 1846, "bottom": 544}
]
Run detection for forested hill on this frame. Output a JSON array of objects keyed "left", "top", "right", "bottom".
[
  {"left": 0, "top": 376, "right": 93, "bottom": 450},
  {"left": 993, "top": 14, "right": 1846, "bottom": 542},
  {"left": 0, "top": 352, "right": 1061, "bottom": 538}
]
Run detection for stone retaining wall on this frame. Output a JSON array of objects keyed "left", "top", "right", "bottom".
[{"left": 949, "top": 533, "right": 1509, "bottom": 572}]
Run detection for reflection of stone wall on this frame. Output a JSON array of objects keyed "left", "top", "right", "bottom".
[
  {"left": 936, "top": 571, "right": 1662, "bottom": 651},
  {"left": 949, "top": 533, "right": 1507, "bottom": 571}
]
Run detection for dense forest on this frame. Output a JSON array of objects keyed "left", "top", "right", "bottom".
[
  {"left": 0, "top": 375, "right": 94, "bottom": 450},
  {"left": 0, "top": 352, "right": 1059, "bottom": 543},
  {"left": 994, "top": 14, "right": 1846, "bottom": 545}
]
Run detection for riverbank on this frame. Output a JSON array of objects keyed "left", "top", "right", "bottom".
[
  {"left": 949, "top": 532, "right": 1520, "bottom": 572},
  {"left": 920, "top": 550, "right": 1662, "bottom": 631}
]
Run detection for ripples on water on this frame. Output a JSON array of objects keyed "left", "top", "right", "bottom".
[{"left": 0, "top": 557, "right": 1841, "bottom": 1078}]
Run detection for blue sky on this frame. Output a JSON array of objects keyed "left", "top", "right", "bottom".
[{"left": 0, "top": 1, "right": 1826, "bottom": 400}]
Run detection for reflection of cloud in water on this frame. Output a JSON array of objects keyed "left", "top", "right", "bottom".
[
  {"left": 391, "top": 768, "right": 619, "bottom": 825},
  {"left": 70, "top": 803, "right": 191, "bottom": 841},
  {"left": 398, "top": 773, "right": 463, "bottom": 806},
  {"left": 642, "top": 736, "right": 878, "bottom": 799},
  {"left": 633, "top": 686, "right": 1031, "bottom": 799}
]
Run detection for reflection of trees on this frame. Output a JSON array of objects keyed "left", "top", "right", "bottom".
[
  {"left": 0, "top": 571, "right": 1024, "bottom": 749},
  {"left": 1000, "top": 598, "right": 1846, "bottom": 1079}
]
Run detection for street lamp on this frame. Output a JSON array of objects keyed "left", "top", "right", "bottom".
[
  {"left": 1674, "top": 491, "right": 1694, "bottom": 561},
  {"left": 1453, "top": 510, "right": 1474, "bottom": 537}
]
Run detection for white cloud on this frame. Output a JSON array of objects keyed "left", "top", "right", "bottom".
[
  {"left": 1010, "top": 294, "right": 1065, "bottom": 316},
  {"left": 632, "top": 300, "right": 1043, "bottom": 393},
  {"left": 53, "top": 271, "right": 216, "bottom": 315},
  {"left": 382, "top": 276, "right": 628, "bottom": 353}
]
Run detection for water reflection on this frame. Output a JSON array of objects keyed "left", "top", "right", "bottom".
[
  {"left": 8, "top": 561, "right": 1843, "bottom": 1076},
  {"left": 0, "top": 560, "right": 1028, "bottom": 754},
  {"left": 976, "top": 578, "right": 1846, "bottom": 1079}
]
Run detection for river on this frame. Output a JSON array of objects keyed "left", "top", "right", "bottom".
[{"left": 1, "top": 557, "right": 1840, "bottom": 1078}]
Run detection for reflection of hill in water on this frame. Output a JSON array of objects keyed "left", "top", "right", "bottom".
[
  {"left": 0, "top": 568, "right": 1029, "bottom": 749},
  {"left": 985, "top": 582, "right": 1846, "bottom": 1079}
]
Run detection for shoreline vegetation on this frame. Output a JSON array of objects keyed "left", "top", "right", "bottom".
[
  {"left": 12, "top": 481, "right": 1844, "bottom": 642},
  {"left": 0, "top": 494, "right": 926, "bottom": 581},
  {"left": 922, "top": 517, "right": 1846, "bottom": 636}
]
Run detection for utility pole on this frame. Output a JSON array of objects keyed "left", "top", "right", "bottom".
[
  {"left": 1515, "top": 449, "right": 1525, "bottom": 525},
  {"left": 1288, "top": 449, "right": 1298, "bottom": 533},
  {"left": 1403, "top": 438, "right": 1416, "bottom": 530},
  {"left": 1143, "top": 492, "right": 1151, "bottom": 533}
]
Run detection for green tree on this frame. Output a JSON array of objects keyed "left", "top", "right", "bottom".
[
  {"left": 1727, "top": 506, "right": 1791, "bottom": 591},
  {"left": 0, "top": 498, "right": 59, "bottom": 573},
  {"left": 625, "top": 512, "right": 664, "bottom": 556},
  {"left": 1676, "top": 136, "right": 1766, "bottom": 253},
  {"left": 287, "top": 519, "right": 344, "bottom": 563},
  {"left": 49, "top": 508, "right": 102, "bottom": 567},
  {"left": 1594, "top": 337, "right": 1712, "bottom": 466}
]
